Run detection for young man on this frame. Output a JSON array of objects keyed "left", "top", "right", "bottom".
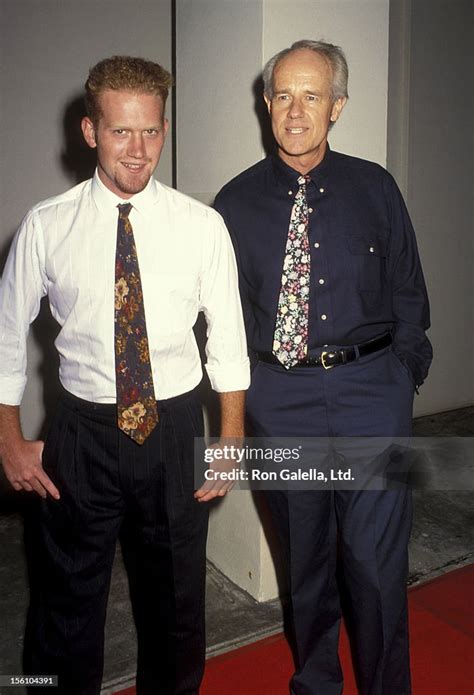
[
  {"left": 215, "top": 40, "right": 432, "bottom": 695},
  {"left": 0, "top": 56, "right": 249, "bottom": 695}
]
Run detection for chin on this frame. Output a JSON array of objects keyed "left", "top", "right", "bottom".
[
  {"left": 117, "top": 175, "right": 150, "bottom": 196},
  {"left": 280, "top": 146, "right": 309, "bottom": 160}
]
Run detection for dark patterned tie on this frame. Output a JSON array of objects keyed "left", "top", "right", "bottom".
[
  {"left": 114, "top": 203, "right": 158, "bottom": 444},
  {"left": 273, "top": 175, "right": 311, "bottom": 368}
]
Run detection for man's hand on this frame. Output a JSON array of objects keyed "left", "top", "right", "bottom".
[
  {"left": 1, "top": 439, "right": 60, "bottom": 499},
  {"left": 194, "top": 390, "right": 246, "bottom": 503},
  {"left": 194, "top": 440, "right": 239, "bottom": 502},
  {"left": 0, "top": 404, "right": 60, "bottom": 499}
]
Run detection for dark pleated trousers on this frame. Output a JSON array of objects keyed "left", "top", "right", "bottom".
[
  {"left": 246, "top": 346, "right": 415, "bottom": 695},
  {"left": 25, "top": 387, "right": 208, "bottom": 695}
]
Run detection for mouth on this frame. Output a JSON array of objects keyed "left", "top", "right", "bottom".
[
  {"left": 121, "top": 162, "right": 147, "bottom": 172},
  {"left": 285, "top": 127, "right": 307, "bottom": 135}
]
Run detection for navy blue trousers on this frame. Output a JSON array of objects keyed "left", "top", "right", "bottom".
[
  {"left": 246, "top": 346, "right": 414, "bottom": 695},
  {"left": 25, "top": 388, "right": 208, "bottom": 695}
]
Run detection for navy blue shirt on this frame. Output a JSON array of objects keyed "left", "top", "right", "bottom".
[{"left": 214, "top": 148, "right": 432, "bottom": 387}]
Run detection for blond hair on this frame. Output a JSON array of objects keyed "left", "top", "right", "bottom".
[{"left": 85, "top": 55, "right": 174, "bottom": 124}]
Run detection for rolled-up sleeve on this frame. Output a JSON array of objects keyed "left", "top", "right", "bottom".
[
  {"left": 0, "top": 211, "right": 47, "bottom": 405},
  {"left": 199, "top": 212, "right": 250, "bottom": 392}
]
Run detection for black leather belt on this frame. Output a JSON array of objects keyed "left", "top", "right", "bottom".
[{"left": 257, "top": 333, "right": 392, "bottom": 370}]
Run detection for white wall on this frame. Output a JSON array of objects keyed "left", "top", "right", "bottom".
[
  {"left": 387, "top": 0, "right": 473, "bottom": 415},
  {"left": 176, "top": 0, "right": 264, "bottom": 203},
  {"left": 0, "top": 0, "right": 173, "bottom": 437}
]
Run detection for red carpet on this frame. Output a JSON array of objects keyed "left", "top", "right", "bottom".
[{"left": 115, "top": 564, "right": 473, "bottom": 695}]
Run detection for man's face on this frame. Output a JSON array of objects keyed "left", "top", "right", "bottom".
[
  {"left": 81, "top": 89, "right": 169, "bottom": 198},
  {"left": 264, "top": 49, "right": 346, "bottom": 174}
]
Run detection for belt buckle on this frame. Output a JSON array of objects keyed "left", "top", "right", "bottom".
[{"left": 320, "top": 351, "right": 336, "bottom": 370}]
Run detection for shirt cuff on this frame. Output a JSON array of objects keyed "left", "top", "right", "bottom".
[
  {"left": 205, "top": 358, "right": 251, "bottom": 393},
  {"left": 0, "top": 377, "right": 26, "bottom": 406}
]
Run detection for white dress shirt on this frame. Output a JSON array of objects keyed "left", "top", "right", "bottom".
[{"left": 0, "top": 172, "right": 250, "bottom": 404}]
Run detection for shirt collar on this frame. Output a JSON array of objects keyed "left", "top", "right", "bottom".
[
  {"left": 271, "top": 144, "right": 333, "bottom": 190},
  {"left": 91, "top": 169, "right": 161, "bottom": 217}
]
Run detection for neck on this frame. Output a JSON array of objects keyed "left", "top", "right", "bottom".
[{"left": 278, "top": 142, "right": 328, "bottom": 175}]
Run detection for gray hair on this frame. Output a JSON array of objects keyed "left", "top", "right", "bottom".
[{"left": 263, "top": 39, "right": 349, "bottom": 102}]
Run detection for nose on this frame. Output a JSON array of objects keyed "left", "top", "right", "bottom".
[
  {"left": 128, "top": 133, "right": 145, "bottom": 158},
  {"left": 288, "top": 98, "right": 304, "bottom": 119}
]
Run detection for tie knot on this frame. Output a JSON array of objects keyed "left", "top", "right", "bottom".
[
  {"left": 297, "top": 175, "right": 310, "bottom": 187},
  {"left": 118, "top": 203, "right": 132, "bottom": 219}
]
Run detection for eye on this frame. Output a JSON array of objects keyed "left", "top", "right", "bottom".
[
  {"left": 306, "top": 95, "right": 319, "bottom": 102},
  {"left": 113, "top": 129, "right": 127, "bottom": 135},
  {"left": 275, "top": 94, "right": 290, "bottom": 102},
  {"left": 144, "top": 128, "right": 160, "bottom": 136}
]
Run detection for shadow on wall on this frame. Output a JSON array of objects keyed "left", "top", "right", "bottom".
[
  {"left": 0, "top": 230, "right": 17, "bottom": 276},
  {"left": 253, "top": 75, "right": 275, "bottom": 158},
  {"left": 0, "top": 92, "right": 97, "bottom": 500},
  {"left": 60, "top": 93, "right": 97, "bottom": 185}
]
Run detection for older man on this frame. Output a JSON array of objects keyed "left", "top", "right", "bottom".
[
  {"left": 215, "top": 40, "right": 432, "bottom": 695},
  {"left": 0, "top": 56, "right": 249, "bottom": 694}
]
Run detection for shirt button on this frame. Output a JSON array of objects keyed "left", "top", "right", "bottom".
[
  {"left": 319, "top": 187, "right": 325, "bottom": 193},
  {"left": 318, "top": 278, "right": 325, "bottom": 285},
  {"left": 308, "top": 207, "right": 314, "bottom": 213},
  {"left": 369, "top": 246, "right": 375, "bottom": 253},
  {"left": 321, "top": 314, "right": 327, "bottom": 321},
  {"left": 288, "top": 190, "right": 293, "bottom": 195},
  {"left": 314, "top": 242, "right": 320, "bottom": 248}
]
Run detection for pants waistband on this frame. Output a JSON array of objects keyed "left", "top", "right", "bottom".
[
  {"left": 257, "top": 332, "right": 392, "bottom": 369},
  {"left": 60, "top": 386, "right": 198, "bottom": 416}
]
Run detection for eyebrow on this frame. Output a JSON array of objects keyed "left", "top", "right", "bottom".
[
  {"left": 273, "top": 89, "right": 324, "bottom": 96},
  {"left": 107, "top": 123, "right": 163, "bottom": 129}
]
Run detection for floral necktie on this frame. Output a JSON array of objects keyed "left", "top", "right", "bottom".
[
  {"left": 114, "top": 203, "right": 158, "bottom": 444},
  {"left": 272, "top": 175, "right": 311, "bottom": 368}
]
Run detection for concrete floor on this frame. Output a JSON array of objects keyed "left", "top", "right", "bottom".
[{"left": 0, "top": 407, "right": 472, "bottom": 695}]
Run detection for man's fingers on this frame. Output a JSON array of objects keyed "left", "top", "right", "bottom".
[
  {"left": 27, "top": 478, "right": 48, "bottom": 498},
  {"left": 195, "top": 443, "right": 241, "bottom": 502},
  {"left": 194, "top": 481, "right": 226, "bottom": 498},
  {"left": 36, "top": 468, "right": 60, "bottom": 499},
  {"left": 35, "top": 441, "right": 60, "bottom": 498},
  {"left": 195, "top": 489, "right": 222, "bottom": 502},
  {"left": 9, "top": 463, "right": 60, "bottom": 499},
  {"left": 194, "top": 486, "right": 214, "bottom": 501},
  {"left": 0, "top": 438, "right": 57, "bottom": 498},
  {"left": 194, "top": 481, "right": 234, "bottom": 502}
]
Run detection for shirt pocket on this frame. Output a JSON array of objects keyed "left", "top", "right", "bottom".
[{"left": 346, "top": 234, "right": 388, "bottom": 299}]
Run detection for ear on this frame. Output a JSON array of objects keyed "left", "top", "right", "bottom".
[
  {"left": 330, "top": 96, "right": 347, "bottom": 123},
  {"left": 263, "top": 94, "right": 272, "bottom": 115},
  {"left": 162, "top": 118, "right": 170, "bottom": 137},
  {"left": 81, "top": 117, "right": 97, "bottom": 149}
]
